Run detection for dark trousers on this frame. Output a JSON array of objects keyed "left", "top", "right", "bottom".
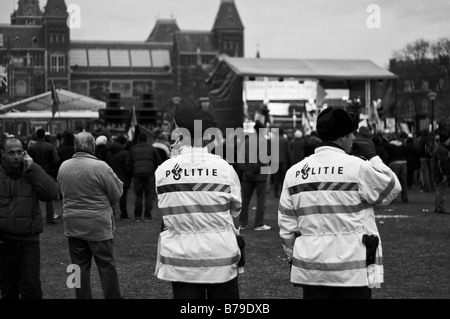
[
  {"left": 435, "top": 179, "right": 448, "bottom": 212},
  {"left": 172, "top": 276, "right": 239, "bottom": 299},
  {"left": 390, "top": 162, "right": 408, "bottom": 201},
  {"left": 45, "top": 200, "right": 55, "bottom": 222},
  {"left": 0, "top": 239, "right": 42, "bottom": 299},
  {"left": 119, "top": 182, "right": 131, "bottom": 219},
  {"left": 240, "top": 179, "right": 267, "bottom": 228},
  {"left": 420, "top": 158, "right": 435, "bottom": 191},
  {"left": 302, "top": 285, "right": 372, "bottom": 299},
  {"left": 133, "top": 175, "right": 154, "bottom": 220},
  {"left": 273, "top": 162, "right": 288, "bottom": 197},
  {"left": 68, "top": 238, "right": 122, "bottom": 299},
  {"left": 407, "top": 168, "right": 416, "bottom": 188}
]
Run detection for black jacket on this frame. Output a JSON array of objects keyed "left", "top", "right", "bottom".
[
  {"left": 106, "top": 142, "right": 131, "bottom": 184},
  {"left": 27, "top": 140, "right": 59, "bottom": 176},
  {"left": 126, "top": 142, "right": 162, "bottom": 177},
  {"left": 0, "top": 162, "right": 60, "bottom": 239}
]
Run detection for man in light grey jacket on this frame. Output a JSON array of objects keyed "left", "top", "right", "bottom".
[{"left": 57, "top": 132, "right": 123, "bottom": 299}]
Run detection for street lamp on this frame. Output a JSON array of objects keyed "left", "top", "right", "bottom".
[{"left": 428, "top": 91, "right": 437, "bottom": 133}]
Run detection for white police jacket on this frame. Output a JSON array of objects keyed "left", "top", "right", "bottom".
[
  {"left": 154, "top": 146, "right": 242, "bottom": 283},
  {"left": 278, "top": 145, "right": 401, "bottom": 287}
]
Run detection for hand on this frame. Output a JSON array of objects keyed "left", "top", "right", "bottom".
[
  {"left": 351, "top": 140, "right": 377, "bottom": 160},
  {"left": 23, "top": 151, "right": 33, "bottom": 170}
]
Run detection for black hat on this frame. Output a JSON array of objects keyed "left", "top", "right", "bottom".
[
  {"left": 174, "top": 108, "right": 215, "bottom": 137},
  {"left": 316, "top": 107, "right": 357, "bottom": 141}
]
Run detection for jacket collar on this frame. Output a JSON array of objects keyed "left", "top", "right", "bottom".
[
  {"left": 179, "top": 146, "right": 209, "bottom": 156},
  {"left": 73, "top": 152, "right": 97, "bottom": 160},
  {"left": 315, "top": 142, "right": 346, "bottom": 155},
  {"left": 316, "top": 141, "right": 346, "bottom": 153}
]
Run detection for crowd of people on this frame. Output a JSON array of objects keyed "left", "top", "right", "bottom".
[
  {"left": 0, "top": 106, "right": 449, "bottom": 300},
  {"left": 260, "top": 125, "right": 446, "bottom": 208}
]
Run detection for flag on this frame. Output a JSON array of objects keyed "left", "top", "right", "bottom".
[
  {"left": 51, "top": 80, "right": 60, "bottom": 118},
  {"left": 370, "top": 99, "right": 383, "bottom": 133},
  {"left": 0, "top": 65, "right": 7, "bottom": 94},
  {"left": 315, "top": 82, "right": 327, "bottom": 107},
  {"left": 127, "top": 105, "right": 138, "bottom": 141},
  {"left": 301, "top": 111, "right": 311, "bottom": 133}
]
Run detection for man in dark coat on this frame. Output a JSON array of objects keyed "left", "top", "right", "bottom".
[
  {"left": 126, "top": 133, "right": 162, "bottom": 222},
  {"left": 405, "top": 136, "right": 420, "bottom": 189},
  {"left": 238, "top": 120, "right": 271, "bottom": 231},
  {"left": 0, "top": 137, "right": 59, "bottom": 299},
  {"left": 27, "top": 128, "right": 60, "bottom": 224},
  {"left": 387, "top": 132, "right": 409, "bottom": 203},
  {"left": 304, "top": 131, "right": 321, "bottom": 157},
  {"left": 290, "top": 129, "right": 306, "bottom": 167},
  {"left": 272, "top": 128, "right": 290, "bottom": 198},
  {"left": 106, "top": 135, "right": 132, "bottom": 220},
  {"left": 57, "top": 131, "right": 75, "bottom": 165}
]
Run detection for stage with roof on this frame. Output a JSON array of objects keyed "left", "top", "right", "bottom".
[
  {"left": 0, "top": 89, "right": 106, "bottom": 137},
  {"left": 206, "top": 56, "right": 398, "bottom": 134}
]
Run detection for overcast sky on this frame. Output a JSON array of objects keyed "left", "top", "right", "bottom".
[{"left": 1, "top": 0, "right": 449, "bottom": 68}]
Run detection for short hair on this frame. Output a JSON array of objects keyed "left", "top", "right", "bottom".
[
  {"left": 2, "top": 137, "right": 23, "bottom": 151},
  {"left": 138, "top": 133, "right": 147, "bottom": 142},
  {"left": 74, "top": 132, "right": 95, "bottom": 154},
  {"left": 36, "top": 128, "right": 46, "bottom": 139}
]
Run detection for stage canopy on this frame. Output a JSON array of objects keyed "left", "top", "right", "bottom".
[
  {"left": 207, "top": 56, "right": 398, "bottom": 132},
  {"left": 218, "top": 57, "right": 398, "bottom": 80},
  {"left": 0, "top": 89, "right": 106, "bottom": 113}
]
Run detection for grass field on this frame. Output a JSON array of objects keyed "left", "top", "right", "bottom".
[{"left": 39, "top": 183, "right": 450, "bottom": 299}]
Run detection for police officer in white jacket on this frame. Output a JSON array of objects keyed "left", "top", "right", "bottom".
[
  {"left": 155, "top": 108, "right": 242, "bottom": 299},
  {"left": 278, "top": 107, "right": 401, "bottom": 299}
]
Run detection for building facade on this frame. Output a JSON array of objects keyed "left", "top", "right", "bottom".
[
  {"left": 0, "top": 0, "right": 244, "bottom": 124},
  {"left": 389, "top": 56, "right": 450, "bottom": 133}
]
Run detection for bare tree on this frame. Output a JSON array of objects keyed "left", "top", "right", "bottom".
[
  {"left": 406, "top": 38, "right": 431, "bottom": 60},
  {"left": 392, "top": 38, "right": 432, "bottom": 61},
  {"left": 392, "top": 49, "right": 408, "bottom": 61},
  {"left": 393, "top": 37, "right": 450, "bottom": 61},
  {"left": 430, "top": 37, "right": 450, "bottom": 58}
]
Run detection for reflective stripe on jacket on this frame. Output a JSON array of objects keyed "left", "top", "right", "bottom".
[
  {"left": 155, "top": 147, "right": 242, "bottom": 283},
  {"left": 278, "top": 146, "right": 401, "bottom": 287}
]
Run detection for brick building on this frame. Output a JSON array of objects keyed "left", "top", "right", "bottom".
[{"left": 0, "top": 0, "right": 244, "bottom": 131}]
